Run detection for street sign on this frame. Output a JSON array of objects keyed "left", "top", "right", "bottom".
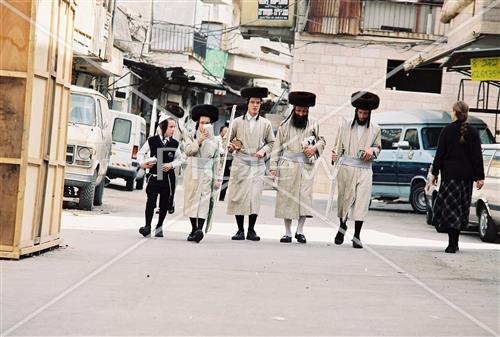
[
  {"left": 258, "top": 0, "right": 289, "bottom": 20},
  {"left": 471, "top": 57, "right": 500, "bottom": 81}
]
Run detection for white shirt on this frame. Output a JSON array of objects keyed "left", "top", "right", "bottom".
[
  {"left": 355, "top": 122, "right": 365, "bottom": 140},
  {"left": 137, "top": 135, "right": 184, "bottom": 169},
  {"left": 245, "top": 113, "right": 258, "bottom": 132}
]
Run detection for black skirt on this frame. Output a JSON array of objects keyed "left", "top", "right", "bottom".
[{"left": 432, "top": 179, "right": 473, "bottom": 230}]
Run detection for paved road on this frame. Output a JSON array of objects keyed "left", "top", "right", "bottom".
[{"left": 2, "top": 179, "right": 499, "bottom": 336}]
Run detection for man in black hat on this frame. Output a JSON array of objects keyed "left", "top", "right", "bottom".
[
  {"left": 183, "top": 104, "right": 221, "bottom": 243},
  {"left": 270, "top": 91, "right": 326, "bottom": 244},
  {"left": 226, "top": 87, "right": 275, "bottom": 241},
  {"left": 138, "top": 114, "right": 184, "bottom": 238},
  {"left": 331, "top": 91, "right": 381, "bottom": 248}
]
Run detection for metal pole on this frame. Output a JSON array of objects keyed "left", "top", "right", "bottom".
[{"left": 149, "top": 98, "right": 158, "bottom": 138}]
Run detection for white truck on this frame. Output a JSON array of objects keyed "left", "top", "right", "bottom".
[
  {"left": 106, "top": 109, "right": 147, "bottom": 190},
  {"left": 64, "top": 86, "right": 112, "bottom": 210}
]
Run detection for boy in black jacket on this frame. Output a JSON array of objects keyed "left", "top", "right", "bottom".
[{"left": 138, "top": 115, "right": 183, "bottom": 237}]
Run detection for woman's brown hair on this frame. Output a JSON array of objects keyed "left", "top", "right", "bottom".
[{"left": 453, "top": 101, "right": 469, "bottom": 144}]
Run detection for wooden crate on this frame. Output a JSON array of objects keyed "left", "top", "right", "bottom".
[{"left": 0, "top": 0, "right": 75, "bottom": 259}]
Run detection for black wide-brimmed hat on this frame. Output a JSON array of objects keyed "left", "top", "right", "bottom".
[
  {"left": 351, "top": 91, "right": 380, "bottom": 110},
  {"left": 289, "top": 91, "right": 316, "bottom": 107},
  {"left": 241, "top": 87, "right": 268, "bottom": 99},
  {"left": 166, "top": 103, "right": 185, "bottom": 118},
  {"left": 191, "top": 104, "right": 219, "bottom": 122}
]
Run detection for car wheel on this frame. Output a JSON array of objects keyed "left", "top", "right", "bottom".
[
  {"left": 478, "top": 207, "right": 497, "bottom": 243},
  {"left": 79, "top": 172, "right": 97, "bottom": 211},
  {"left": 136, "top": 177, "right": 144, "bottom": 190},
  {"left": 125, "top": 177, "right": 134, "bottom": 191},
  {"left": 93, "top": 178, "right": 105, "bottom": 206},
  {"left": 410, "top": 181, "right": 426, "bottom": 213}
]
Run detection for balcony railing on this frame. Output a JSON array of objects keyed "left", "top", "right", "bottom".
[
  {"left": 307, "top": 0, "right": 448, "bottom": 39},
  {"left": 150, "top": 21, "right": 208, "bottom": 60},
  {"left": 361, "top": 0, "right": 448, "bottom": 37}
]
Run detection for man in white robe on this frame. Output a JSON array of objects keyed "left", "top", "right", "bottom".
[
  {"left": 270, "top": 91, "right": 326, "bottom": 244},
  {"left": 183, "top": 104, "right": 220, "bottom": 243},
  {"left": 226, "top": 87, "right": 275, "bottom": 241},
  {"left": 331, "top": 91, "right": 381, "bottom": 248}
]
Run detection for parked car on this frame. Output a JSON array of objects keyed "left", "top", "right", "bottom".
[
  {"left": 425, "top": 144, "right": 500, "bottom": 242},
  {"left": 106, "top": 109, "right": 147, "bottom": 191},
  {"left": 64, "top": 86, "right": 112, "bottom": 210},
  {"left": 371, "top": 110, "right": 494, "bottom": 213}
]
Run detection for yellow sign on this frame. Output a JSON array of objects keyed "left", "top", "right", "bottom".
[{"left": 471, "top": 57, "right": 500, "bottom": 81}]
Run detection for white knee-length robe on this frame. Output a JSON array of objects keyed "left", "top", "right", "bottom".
[
  {"left": 270, "top": 118, "right": 326, "bottom": 219},
  {"left": 183, "top": 131, "right": 220, "bottom": 222},
  {"left": 226, "top": 115, "right": 275, "bottom": 215},
  {"left": 335, "top": 119, "right": 381, "bottom": 221}
]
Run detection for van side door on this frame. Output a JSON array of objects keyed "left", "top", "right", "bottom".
[
  {"left": 372, "top": 128, "right": 402, "bottom": 197},
  {"left": 397, "top": 128, "right": 427, "bottom": 194}
]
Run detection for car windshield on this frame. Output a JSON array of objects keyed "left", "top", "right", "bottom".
[
  {"left": 422, "top": 126, "right": 495, "bottom": 150},
  {"left": 69, "top": 94, "right": 96, "bottom": 126}
]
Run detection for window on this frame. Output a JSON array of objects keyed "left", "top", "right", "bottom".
[
  {"left": 421, "top": 127, "right": 443, "bottom": 150},
  {"left": 112, "top": 118, "right": 132, "bottom": 143},
  {"left": 386, "top": 60, "right": 442, "bottom": 94},
  {"left": 96, "top": 99, "right": 103, "bottom": 128},
  {"left": 201, "top": 22, "right": 222, "bottom": 50},
  {"left": 404, "top": 129, "right": 420, "bottom": 150},
  {"left": 140, "top": 132, "right": 146, "bottom": 148},
  {"left": 478, "top": 127, "right": 495, "bottom": 144},
  {"left": 488, "top": 152, "right": 500, "bottom": 178},
  {"left": 381, "top": 128, "right": 402, "bottom": 149},
  {"left": 69, "top": 94, "right": 96, "bottom": 126}
]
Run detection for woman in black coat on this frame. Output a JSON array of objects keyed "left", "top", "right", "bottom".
[{"left": 431, "top": 101, "right": 485, "bottom": 253}]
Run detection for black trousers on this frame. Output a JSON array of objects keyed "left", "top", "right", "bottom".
[{"left": 145, "top": 175, "right": 175, "bottom": 227}]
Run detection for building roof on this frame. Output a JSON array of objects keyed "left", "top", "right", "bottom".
[{"left": 372, "top": 109, "right": 487, "bottom": 125}]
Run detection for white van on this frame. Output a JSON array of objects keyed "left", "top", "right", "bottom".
[
  {"left": 106, "top": 110, "right": 147, "bottom": 190},
  {"left": 65, "top": 86, "right": 112, "bottom": 210}
]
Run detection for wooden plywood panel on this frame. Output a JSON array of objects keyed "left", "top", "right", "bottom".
[
  {"left": 56, "top": 1, "right": 68, "bottom": 78},
  {"left": 0, "top": 77, "right": 26, "bottom": 159},
  {"left": 0, "top": 0, "right": 31, "bottom": 72},
  {"left": 33, "top": 0, "right": 52, "bottom": 75},
  {"left": 63, "top": 1, "right": 74, "bottom": 83},
  {"left": 50, "top": 165, "right": 64, "bottom": 237},
  {"left": 28, "top": 77, "right": 47, "bottom": 159},
  {"left": 20, "top": 165, "right": 39, "bottom": 245},
  {"left": 0, "top": 164, "right": 19, "bottom": 246},
  {"left": 58, "top": 88, "right": 69, "bottom": 161},
  {"left": 49, "top": 84, "right": 62, "bottom": 161},
  {"left": 39, "top": 165, "right": 55, "bottom": 238}
]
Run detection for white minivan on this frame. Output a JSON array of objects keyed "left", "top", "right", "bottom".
[
  {"left": 106, "top": 110, "right": 147, "bottom": 191},
  {"left": 65, "top": 86, "right": 112, "bottom": 210}
]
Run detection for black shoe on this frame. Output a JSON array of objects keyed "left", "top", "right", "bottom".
[
  {"left": 192, "top": 229, "right": 204, "bottom": 243},
  {"left": 154, "top": 227, "right": 163, "bottom": 237},
  {"left": 246, "top": 230, "right": 260, "bottom": 241},
  {"left": 232, "top": 231, "right": 245, "bottom": 240},
  {"left": 139, "top": 226, "right": 151, "bottom": 237},
  {"left": 295, "top": 233, "right": 307, "bottom": 244},
  {"left": 445, "top": 245, "right": 457, "bottom": 253},
  {"left": 187, "top": 231, "right": 195, "bottom": 241},
  {"left": 334, "top": 231, "right": 345, "bottom": 245},
  {"left": 168, "top": 202, "right": 175, "bottom": 214},
  {"left": 280, "top": 235, "right": 292, "bottom": 243},
  {"left": 352, "top": 238, "right": 363, "bottom": 249}
]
